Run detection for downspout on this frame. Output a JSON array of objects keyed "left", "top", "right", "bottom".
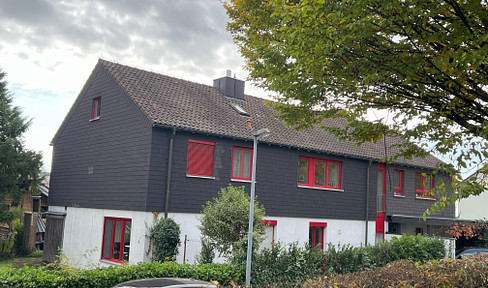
[
  {"left": 164, "top": 128, "right": 176, "bottom": 218},
  {"left": 365, "top": 160, "right": 372, "bottom": 246}
]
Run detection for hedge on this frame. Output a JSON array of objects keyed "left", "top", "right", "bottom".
[
  {"left": 0, "top": 262, "right": 241, "bottom": 288},
  {"left": 302, "top": 255, "right": 488, "bottom": 288},
  {"left": 250, "top": 234, "right": 446, "bottom": 286}
]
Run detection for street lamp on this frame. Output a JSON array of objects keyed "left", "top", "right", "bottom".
[{"left": 245, "top": 128, "right": 270, "bottom": 287}]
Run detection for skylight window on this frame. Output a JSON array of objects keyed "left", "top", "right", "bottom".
[{"left": 228, "top": 103, "right": 249, "bottom": 116}]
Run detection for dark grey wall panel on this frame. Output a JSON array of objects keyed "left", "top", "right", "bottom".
[
  {"left": 385, "top": 165, "right": 454, "bottom": 218},
  {"left": 164, "top": 131, "right": 377, "bottom": 220},
  {"left": 49, "top": 65, "right": 153, "bottom": 211},
  {"left": 145, "top": 128, "right": 170, "bottom": 211}
]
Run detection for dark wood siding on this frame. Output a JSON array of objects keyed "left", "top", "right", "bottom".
[
  {"left": 385, "top": 165, "right": 455, "bottom": 218},
  {"left": 145, "top": 128, "right": 170, "bottom": 211},
  {"left": 49, "top": 65, "right": 153, "bottom": 211},
  {"left": 163, "top": 131, "right": 377, "bottom": 220}
]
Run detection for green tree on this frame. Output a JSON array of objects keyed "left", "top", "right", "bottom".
[
  {"left": 199, "top": 184, "right": 266, "bottom": 260},
  {"left": 0, "top": 67, "right": 43, "bottom": 229},
  {"left": 149, "top": 217, "right": 181, "bottom": 262},
  {"left": 225, "top": 0, "right": 488, "bottom": 215}
]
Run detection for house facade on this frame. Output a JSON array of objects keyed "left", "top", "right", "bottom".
[
  {"left": 458, "top": 172, "right": 488, "bottom": 220},
  {"left": 45, "top": 59, "right": 455, "bottom": 267}
]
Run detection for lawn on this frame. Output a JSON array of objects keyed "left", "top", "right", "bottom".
[{"left": 0, "top": 259, "right": 13, "bottom": 271}]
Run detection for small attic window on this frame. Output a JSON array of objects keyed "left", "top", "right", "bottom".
[
  {"left": 92, "top": 97, "right": 101, "bottom": 120},
  {"left": 228, "top": 103, "right": 249, "bottom": 116}
]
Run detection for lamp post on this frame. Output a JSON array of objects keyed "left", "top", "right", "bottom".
[{"left": 245, "top": 128, "right": 270, "bottom": 287}]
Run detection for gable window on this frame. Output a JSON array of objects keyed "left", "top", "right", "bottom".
[
  {"left": 232, "top": 147, "right": 252, "bottom": 181},
  {"left": 298, "top": 156, "right": 341, "bottom": 190},
  {"left": 309, "top": 222, "right": 327, "bottom": 250},
  {"left": 415, "top": 173, "right": 433, "bottom": 198},
  {"left": 187, "top": 140, "right": 215, "bottom": 178},
  {"left": 101, "top": 217, "right": 131, "bottom": 262},
  {"left": 92, "top": 97, "right": 101, "bottom": 119},
  {"left": 393, "top": 170, "right": 403, "bottom": 196}
]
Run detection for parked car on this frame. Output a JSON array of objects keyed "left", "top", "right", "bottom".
[
  {"left": 455, "top": 248, "right": 488, "bottom": 259},
  {"left": 113, "top": 278, "right": 218, "bottom": 288}
]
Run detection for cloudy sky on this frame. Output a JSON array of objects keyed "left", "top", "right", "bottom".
[{"left": 1, "top": 0, "right": 268, "bottom": 171}]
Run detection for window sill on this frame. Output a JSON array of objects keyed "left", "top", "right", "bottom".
[
  {"left": 186, "top": 175, "right": 215, "bottom": 180},
  {"left": 415, "top": 196, "right": 436, "bottom": 201},
  {"left": 393, "top": 194, "right": 405, "bottom": 198},
  {"left": 89, "top": 117, "right": 100, "bottom": 122},
  {"left": 231, "top": 179, "right": 252, "bottom": 183},
  {"left": 99, "top": 259, "right": 125, "bottom": 266},
  {"left": 298, "top": 185, "right": 344, "bottom": 192}
]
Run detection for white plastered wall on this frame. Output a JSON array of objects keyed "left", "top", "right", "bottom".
[
  {"left": 50, "top": 206, "right": 154, "bottom": 268},
  {"left": 51, "top": 206, "right": 377, "bottom": 267}
]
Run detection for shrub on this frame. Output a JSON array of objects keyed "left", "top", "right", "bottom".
[
  {"left": 0, "top": 261, "right": 241, "bottom": 288},
  {"left": 28, "top": 249, "right": 43, "bottom": 258},
  {"left": 149, "top": 217, "right": 181, "bottom": 262},
  {"left": 199, "top": 184, "right": 266, "bottom": 260},
  {"left": 197, "top": 237, "right": 215, "bottom": 264},
  {"left": 250, "top": 243, "right": 326, "bottom": 287},
  {"left": 12, "top": 220, "right": 33, "bottom": 257},
  {"left": 323, "top": 244, "right": 371, "bottom": 275},
  {"left": 249, "top": 234, "right": 446, "bottom": 286},
  {"left": 365, "top": 234, "right": 445, "bottom": 268},
  {"left": 302, "top": 255, "right": 488, "bottom": 288}
]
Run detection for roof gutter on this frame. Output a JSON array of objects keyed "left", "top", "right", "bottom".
[
  {"left": 365, "top": 160, "right": 372, "bottom": 246},
  {"left": 164, "top": 127, "right": 176, "bottom": 218}
]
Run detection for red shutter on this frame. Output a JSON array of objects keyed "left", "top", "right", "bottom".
[{"left": 187, "top": 140, "right": 215, "bottom": 177}]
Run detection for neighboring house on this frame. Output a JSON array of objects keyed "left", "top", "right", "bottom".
[
  {"left": 45, "top": 59, "right": 456, "bottom": 267},
  {"left": 458, "top": 171, "right": 488, "bottom": 220}
]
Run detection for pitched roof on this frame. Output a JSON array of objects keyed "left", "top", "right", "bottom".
[{"left": 98, "top": 59, "right": 442, "bottom": 169}]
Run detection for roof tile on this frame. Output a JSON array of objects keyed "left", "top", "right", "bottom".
[{"left": 99, "top": 59, "right": 441, "bottom": 168}]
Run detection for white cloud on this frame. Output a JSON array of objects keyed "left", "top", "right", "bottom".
[{"left": 0, "top": 0, "right": 270, "bottom": 172}]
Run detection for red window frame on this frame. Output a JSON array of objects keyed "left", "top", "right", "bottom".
[
  {"left": 298, "top": 156, "right": 341, "bottom": 189},
  {"left": 263, "top": 219, "right": 277, "bottom": 245},
  {"left": 415, "top": 173, "right": 433, "bottom": 198},
  {"left": 231, "top": 146, "right": 253, "bottom": 181},
  {"left": 92, "top": 97, "right": 101, "bottom": 119},
  {"left": 186, "top": 139, "right": 215, "bottom": 177},
  {"left": 393, "top": 169, "right": 403, "bottom": 196},
  {"left": 309, "top": 222, "right": 327, "bottom": 250},
  {"left": 101, "top": 217, "right": 131, "bottom": 263}
]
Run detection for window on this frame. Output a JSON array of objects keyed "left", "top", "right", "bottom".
[
  {"left": 298, "top": 157, "right": 341, "bottom": 189},
  {"left": 92, "top": 97, "right": 101, "bottom": 119},
  {"left": 232, "top": 147, "right": 252, "bottom": 181},
  {"left": 415, "top": 173, "right": 433, "bottom": 198},
  {"left": 309, "top": 222, "right": 327, "bottom": 250},
  {"left": 186, "top": 140, "right": 215, "bottom": 177},
  {"left": 388, "top": 222, "right": 401, "bottom": 234},
  {"left": 393, "top": 170, "right": 403, "bottom": 196},
  {"left": 101, "top": 217, "right": 131, "bottom": 262}
]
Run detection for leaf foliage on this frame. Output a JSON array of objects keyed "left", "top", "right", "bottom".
[{"left": 224, "top": 0, "right": 488, "bottom": 215}]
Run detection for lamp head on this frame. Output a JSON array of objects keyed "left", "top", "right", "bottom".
[{"left": 253, "top": 128, "right": 270, "bottom": 138}]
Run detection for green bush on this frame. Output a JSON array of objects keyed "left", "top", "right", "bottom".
[
  {"left": 303, "top": 256, "right": 488, "bottom": 288},
  {"left": 249, "top": 234, "right": 446, "bottom": 286},
  {"left": 197, "top": 237, "right": 215, "bottom": 264},
  {"left": 149, "top": 217, "right": 181, "bottom": 262},
  {"left": 251, "top": 243, "right": 326, "bottom": 286},
  {"left": 0, "top": 261, "right": 241, "bottom": 288},
  {"left": 28, "top": 249, "right": 43, "bottom": 258},
  {"left": 12, "top": 220, "right": 33, "bottom": 257},
  {"left": 365, "top": 234, "right": 445, "bottom": 268},
  {"left": 323, "top": 244, "right": 372, "bottom": 275}
]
